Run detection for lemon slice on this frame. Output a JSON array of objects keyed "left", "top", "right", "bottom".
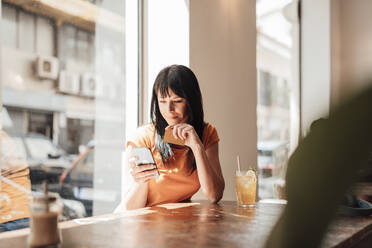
[{"left": 245, "top": 170, "right": 257, "bottom": 183}]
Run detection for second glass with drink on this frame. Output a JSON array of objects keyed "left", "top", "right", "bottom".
[{"left": 235, "top": 169, "right": 257, "bottom": 207}]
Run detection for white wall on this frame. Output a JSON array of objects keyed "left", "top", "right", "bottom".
[
  {"left": 190, "top": 0, "right": 257, "bottom": 201},
  {"left": 301, "top": 0, "right": 331, "bottom": 135},
  {"left": 331, "top": 0, "right": 372, "bottom": 106},
  {"left": 302, "top": 0, "right": 372, "bottom": 133}
]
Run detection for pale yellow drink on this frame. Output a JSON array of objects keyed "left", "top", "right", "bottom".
[{"left": 235, "top": 170, "right": 257, "bottom": 207}]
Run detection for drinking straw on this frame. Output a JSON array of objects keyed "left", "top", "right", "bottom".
[
  {"left": 43, "top": 180, "right": 49, "bottom": 212},
  {"left": 237, "top": 155, "right": 241, "bottom": 172}
]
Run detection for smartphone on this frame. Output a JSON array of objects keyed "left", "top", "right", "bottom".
[
  {"left": 163, "top": 128, "right": 185, "bottom": 146},
  {"left": 131, "top": 147, "right": 156, "bottom": 166},
  {"left": 131, "top": 147, "right": 159, "bottom": 178}
]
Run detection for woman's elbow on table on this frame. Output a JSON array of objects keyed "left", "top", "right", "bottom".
[
  {"left": 209, "top": 191, "right": 224, "bottom": 204},
  {"left": 114, "top": 199, "right": 146, "bottom": 212},
  {"left": 209, "top": 194, "right": 222, "bottom": 204},
  {"left": 206, "top": 182, "right": 225, "bottom": 203}
]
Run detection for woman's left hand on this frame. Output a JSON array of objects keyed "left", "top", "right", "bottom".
[{"left": 166, "top": 124, "right": 202, "bottom": 149}]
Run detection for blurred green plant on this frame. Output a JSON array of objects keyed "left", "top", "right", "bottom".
[{"left": 265, "top": 85, "right": 372, "bottom": 248}]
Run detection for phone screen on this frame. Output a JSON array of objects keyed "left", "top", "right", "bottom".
[
  {"left": 131, "top": 147, "right": 156, "bottom": 166},
  {"left": 131, "top": 147, "right": 159, "bottom": 178}
]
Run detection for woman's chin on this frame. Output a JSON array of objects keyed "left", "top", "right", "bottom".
[
  {"left": 167, "top": 121, "right": 178, "bottom": 126},
  {"left": 166, "top": 119, "right": 181, "bottom": 126},
  {"left": 166, "top": 116, "right": 188, "bottom": 126}
]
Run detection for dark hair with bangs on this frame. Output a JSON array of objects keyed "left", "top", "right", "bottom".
[{"left": 150, "top": 65, "right": 206, "bottom": 172}]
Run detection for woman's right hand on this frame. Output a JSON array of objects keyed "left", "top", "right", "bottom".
[{"left": 128, "top": 156, "right": 158, "bottom": 184}]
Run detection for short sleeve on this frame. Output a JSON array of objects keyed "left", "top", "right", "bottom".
[
  {"left": 202, "top": 123, "right": 220, "bottom": 150},
  {"left": 125, "top": 124, "right": 155, "bottom": 149}
]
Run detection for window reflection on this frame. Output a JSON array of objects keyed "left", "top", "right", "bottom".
[
  {"left": 0, "top": 131, "right": 31, "bottom": 227},
  {"left": 25, "top": 137, "right": 62, "bottom": 161},
  {"left": 1, "top": 0, "right": 133, "bottom": 229}
]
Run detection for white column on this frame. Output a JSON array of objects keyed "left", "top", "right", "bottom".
[
  {"left": 301, "top": 0, "right": 331, "bottom": 135},
  {"left": 190, "top": 0, "right": 257, "bottom": 201}
]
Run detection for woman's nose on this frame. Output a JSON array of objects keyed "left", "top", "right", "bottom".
[{"left": 167, "top": 102, "right": 175, "bottom": 112}]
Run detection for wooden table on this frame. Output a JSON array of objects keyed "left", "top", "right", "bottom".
[{"left": 0, "top": 201, "right": 371, "bottom": 248}]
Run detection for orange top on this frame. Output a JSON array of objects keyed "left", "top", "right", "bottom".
[
  {"left": 127, "top": 123, "right": 219, "bottom": 207},
  {"left": 0, "top": 131, "right": 31, "bottom": 224}
]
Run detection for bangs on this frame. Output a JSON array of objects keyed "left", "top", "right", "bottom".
[
  {"left": 156, "top": 81, "right": 171, "bottom": 98},
  {"left": 155, "top": 72, "right": 186, "bottom": 99}
]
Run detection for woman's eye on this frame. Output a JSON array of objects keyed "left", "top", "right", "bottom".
[
  {"left": 159, "top": 100, "right": 166, "bottom": 103},
  {"left": 174, "top": 100, "right": 183, "bottom": 103}
]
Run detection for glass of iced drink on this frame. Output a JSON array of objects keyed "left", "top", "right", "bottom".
[
  {"left": 235, "top": 169, "right": 257, "bottom": 207},
  {"left": 28, "top": 184, "right": 62, "bottom": 248}
]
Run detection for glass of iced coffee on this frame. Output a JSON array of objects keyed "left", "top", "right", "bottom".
[
  {"left": 235, "top": 169, "right": 257, "bottom": 207},
  {"left": 28, "top": 189, "right": 62, "bottom": 248}
]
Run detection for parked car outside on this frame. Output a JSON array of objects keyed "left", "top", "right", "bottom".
[
  {"left": 257, "top": 140, "right": 289, "bottom": 199},
  {"left": 9, "top": 133, "right": 74, "bottom": 188},
  {"left": 258, "top": 140, "right": 289, "bottom": 177}
]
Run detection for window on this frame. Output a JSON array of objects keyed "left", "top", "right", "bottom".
[
  {"left": 144, "top": 0, "right": 189, "bottom": 122},
  {"left": 0, "top": 0, "right": 139, "bottom": 226},
  {"left": 256, "top": 0, "right": 300, "bottom": 199}
]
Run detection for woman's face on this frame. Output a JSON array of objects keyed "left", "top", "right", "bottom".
[{"left": 157, "top": 88, "right": 188, "bottom": 125}]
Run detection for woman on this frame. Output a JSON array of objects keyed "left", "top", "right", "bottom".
[{"left": 116, "top": 65, "right": 224, "bottom": 210}]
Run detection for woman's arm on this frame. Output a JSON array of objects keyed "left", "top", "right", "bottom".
[
  {"left": 115, "top": 181, "right": 149, "bottom": 211},
  {"left": 192, "top": 142, "right": 225, "bottom": 203},
  {"left": 170, "top": 125, "right": 225, "bottom": 203},
  {"left": 114, "top": 182, "right": 148, "bottom": 212}
]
